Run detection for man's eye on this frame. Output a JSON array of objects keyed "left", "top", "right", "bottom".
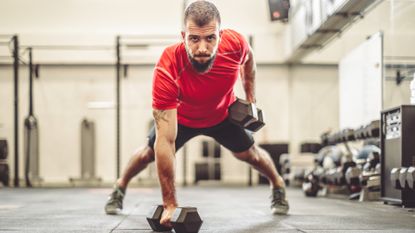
[{"left": 190, "top": 37, "right": 199, "bottom": 42}]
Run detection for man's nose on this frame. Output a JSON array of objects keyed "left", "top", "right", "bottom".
[{"left": 198, "top": 40, "right": 208, "bottom": 54}]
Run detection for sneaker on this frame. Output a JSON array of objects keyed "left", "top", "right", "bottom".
[
  {"left": 105, "top": 185, "right": 125, "bottom": 215},
  {"left": 270, "top": 187, "right": 289, "bottom": 215}
]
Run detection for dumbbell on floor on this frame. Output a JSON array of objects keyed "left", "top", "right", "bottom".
[
  {"left": 407, "top": 167, "right": 415, "bottom": 190},
  {"left": 147, "top": 205, "right": 203, "bottom": 233},
  {"left": 228, "top": 98, "right": 265, "bottom": 132},
  {"left": 390, "top": 168, "right": 402, "bottom": 189},
  {"left": 399, "top": 167, "right": 409, "bottom": 189}
]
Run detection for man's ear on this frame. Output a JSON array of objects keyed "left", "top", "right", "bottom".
[{"left": 181, "top": 31, "right": 186, "bottom": 41}]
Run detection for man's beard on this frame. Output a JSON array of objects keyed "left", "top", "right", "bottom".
[{"left": 186, "top": 50, "right": 217, "bottom": 73}]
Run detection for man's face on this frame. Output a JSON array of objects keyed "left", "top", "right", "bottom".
[{"left": 182, "top": 19, "right": 221, "bottom": 73}]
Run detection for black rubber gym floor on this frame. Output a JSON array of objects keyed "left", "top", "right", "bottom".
[{"left": 0, "top": 186, "right": 414, "bottom": 233}]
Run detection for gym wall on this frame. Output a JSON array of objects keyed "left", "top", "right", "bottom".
[{"left": 0, "top": 64, "right": 338, "bottom": 184}]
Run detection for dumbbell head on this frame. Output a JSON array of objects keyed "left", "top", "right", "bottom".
[
  {"left": 171, "top": 207, "right": 203, "bottom": 233},
  {"left": 345, "top": 166, "right": 361, "bottom": 186},
  {"left": 228, "top": 99, "right": 265, "bottom": 132},
  {"left": 146, "top": 205, "right": 172, "bottom": 232},
  {"left": 390, "top": 168, "right": 402, "bottom": 189},
  {"left": 407, "top": 167, "right": 415, "bottom": 189},
  {"left": 245, "top": 108, "right": 265, "bottom": 132},
  {"left": 399, "top": 167, "right": 409, "bottom": 189},
  {"left": 333, "top": 168, "right": 344, "bottom": 185},
  {"left": 302, "top": 173, "right": 320, "bottom": 197}
]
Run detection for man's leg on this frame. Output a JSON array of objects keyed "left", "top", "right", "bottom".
[
  {"left": 205, "top": 119, "right": 289, "bottom": 215},
  {"left": 105, "top": 124, "right": 199, "bottom": 215},
  {"left": 232, "top": 145, "right": 285, "bottom": 189},
  {"left": 117, "top": 145, "right": 155, "bottom": 189},
  {"left": 105, "top": 145, "right": 154, "bottom": 215}
]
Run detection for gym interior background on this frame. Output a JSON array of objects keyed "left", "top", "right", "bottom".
[{"left": 1, "top": 0, "right": 415, "bottom": 232}]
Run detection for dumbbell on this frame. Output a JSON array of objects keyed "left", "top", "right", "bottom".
[
  {"left": 228, "top": 98, "right": 265, "bottom": 132},
  {"left": 407, "top": 167, "right": 415, "bottom": 190},
  {"left": 333, "top": 168, "right": 344, "bottom": 185},
  {"left": 302, "top": 172, "right": 320, "bottom": 197},
  {"left": 399, "top": 167, "right": 408, "bottom": 189},
  {"left": 345, "top": 166, "right": 361, "bottom": 186},
  {"left": 390, "top": 168, "right": 402, "bottom": 189},
  {"left": 147, "top": 205, "right": 203, "bottom": 233}
]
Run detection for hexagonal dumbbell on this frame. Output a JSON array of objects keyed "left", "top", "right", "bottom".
[
  {"left": 390, "top": 168, "right": 402, "bottom": 189},
  {"left": 146, "top": 205, "right": 172, "bottom": 232},
  {"left": 406, "top": 167, "right": 415, "bottom": 190},
  {"left": 171, "top": 207, "right": 203, "bottom": 233},
  {"left": 228, "top": 98, "right": 265, "bottom": 132},
  {"left": 399, "top": 167, "right": 409, "bottom": 189},
  {"left": 146, "top": 205, "right": 203, "bottom": 233}
]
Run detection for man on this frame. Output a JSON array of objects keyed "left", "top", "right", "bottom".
[{"left": 105, "top": 0, "right": 289, "bottom": 228}]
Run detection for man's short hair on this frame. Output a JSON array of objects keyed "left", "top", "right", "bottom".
[{"left": 184, "top": 0, "right": 221, "bottom": 27}]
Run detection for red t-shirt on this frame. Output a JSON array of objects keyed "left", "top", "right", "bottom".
[{"left": 152, "top": 29, "right": 249, "bottom": 128}]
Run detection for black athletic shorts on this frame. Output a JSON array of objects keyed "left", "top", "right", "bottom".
[{"left": 147, "top": 118, "right": 255, "bottom": 153}]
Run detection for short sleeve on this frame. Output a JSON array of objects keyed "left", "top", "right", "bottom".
[
  {"left": 152, "top": 48, "right": 179, "bottom": 110},
  {"left": 229, "top": 30, "right": 250, "bottom": 65}
]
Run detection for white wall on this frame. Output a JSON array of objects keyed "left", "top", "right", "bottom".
[
  {"left": 0, "top": 64, "right": 338, "bottom": 185},
  {"left": 0, "top": 0, "right": 287, "bottom": 64}
]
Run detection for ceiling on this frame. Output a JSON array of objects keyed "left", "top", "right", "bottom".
[{"left": 302, "top": 0, "right": 415, "bottom": 64}]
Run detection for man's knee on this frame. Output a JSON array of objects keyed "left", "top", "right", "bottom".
[
  {"left": 133, "top": 145, "right": 155, "bottom": 163},
  {"left": 233, "top": 145, "right": 260, "bottom": 165}
]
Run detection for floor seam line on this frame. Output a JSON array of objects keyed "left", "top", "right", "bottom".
[{"left": 110, "top": 203, "right": 139, "bottom": 233}]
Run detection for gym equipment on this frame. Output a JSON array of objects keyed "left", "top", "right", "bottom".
[
  {"left": 147, "top": 205, "right": 202, "bottom": 233},
  {"left": 354, "top": 126, "right": 366, "bottom": 140},
  {"left": 293, "top": 169, "right": 306, "bottom": 186},
  {"left": 381, "top": 105, "right": 415, "bottom": 207},
  {"left": 69, "top": 119, "right": 102, "bottom": 185},
  {"left": 364, "top": 120, "right": 380, "bottom": 138},
  {"left": 362, "top": 146, "right": 381, "bottom": 175},
  {"left": 359, "top": 175, "right": 381, "bottom": 202},
  {"left": 172, "top": 207, "right": 203, "bottom": 233},
  {"left": 399, "top": 167, "right": 408, "bottom": 189},
  {"left": 341, "top": 129, "right": 355, "bottom": 141},
  {"left": 302, "top": 172, "right": 320, "bottom": 197},
  {"left": 300, "top": 143, "right": 322, "bottom": 154},
  {"left": 0, "top": 139, "right": 7, "bottom": 160},
  {"left": 24, "top": 115, "right": 41, "bottom": 187},
  {"left": 279, "top": 153, "right": 290, "bottom": 185},
  {"left": 406, "top": 167, "right": 415, "bottom": 189},
  {"left": 390, "top": 168, "right": 402, "bottom": 189},
  {"left": 23, "top": 48, "right": 41, "bottom": 187},
  {"left": 332, "top": 168, "right": 343, "bottom": 185},
  {"left": 345, "top": 166, "right": 361, "bottom": 186},
  {"left": 228, "top": 98, "right": 265, "bottom": 132},
  {"left": 147, "top": 205, "right": 172, "bottom": 232}
]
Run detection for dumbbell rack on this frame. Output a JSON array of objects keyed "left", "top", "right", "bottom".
[{"left": 381, "top": 105, "right": 415, "bottom": 208}]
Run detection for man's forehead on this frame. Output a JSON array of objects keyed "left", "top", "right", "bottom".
[{"left": 184, "top": 20, "right": 220, "bottom": 34}]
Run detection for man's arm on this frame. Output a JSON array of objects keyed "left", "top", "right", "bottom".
[
  {"left": 153, "top": 108, "right": 178, "bottom": 210},
  {"left": 240, "top": 47, "right": 257, "bottom": 103}
]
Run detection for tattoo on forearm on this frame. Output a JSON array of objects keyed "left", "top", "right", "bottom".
[{"left": 153, "top": 110, "right": 168, "bottom": 129}]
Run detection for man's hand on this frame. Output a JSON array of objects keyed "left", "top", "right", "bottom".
[{"left": 160, "top": 205, "right": 177, "bottom": 228}]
